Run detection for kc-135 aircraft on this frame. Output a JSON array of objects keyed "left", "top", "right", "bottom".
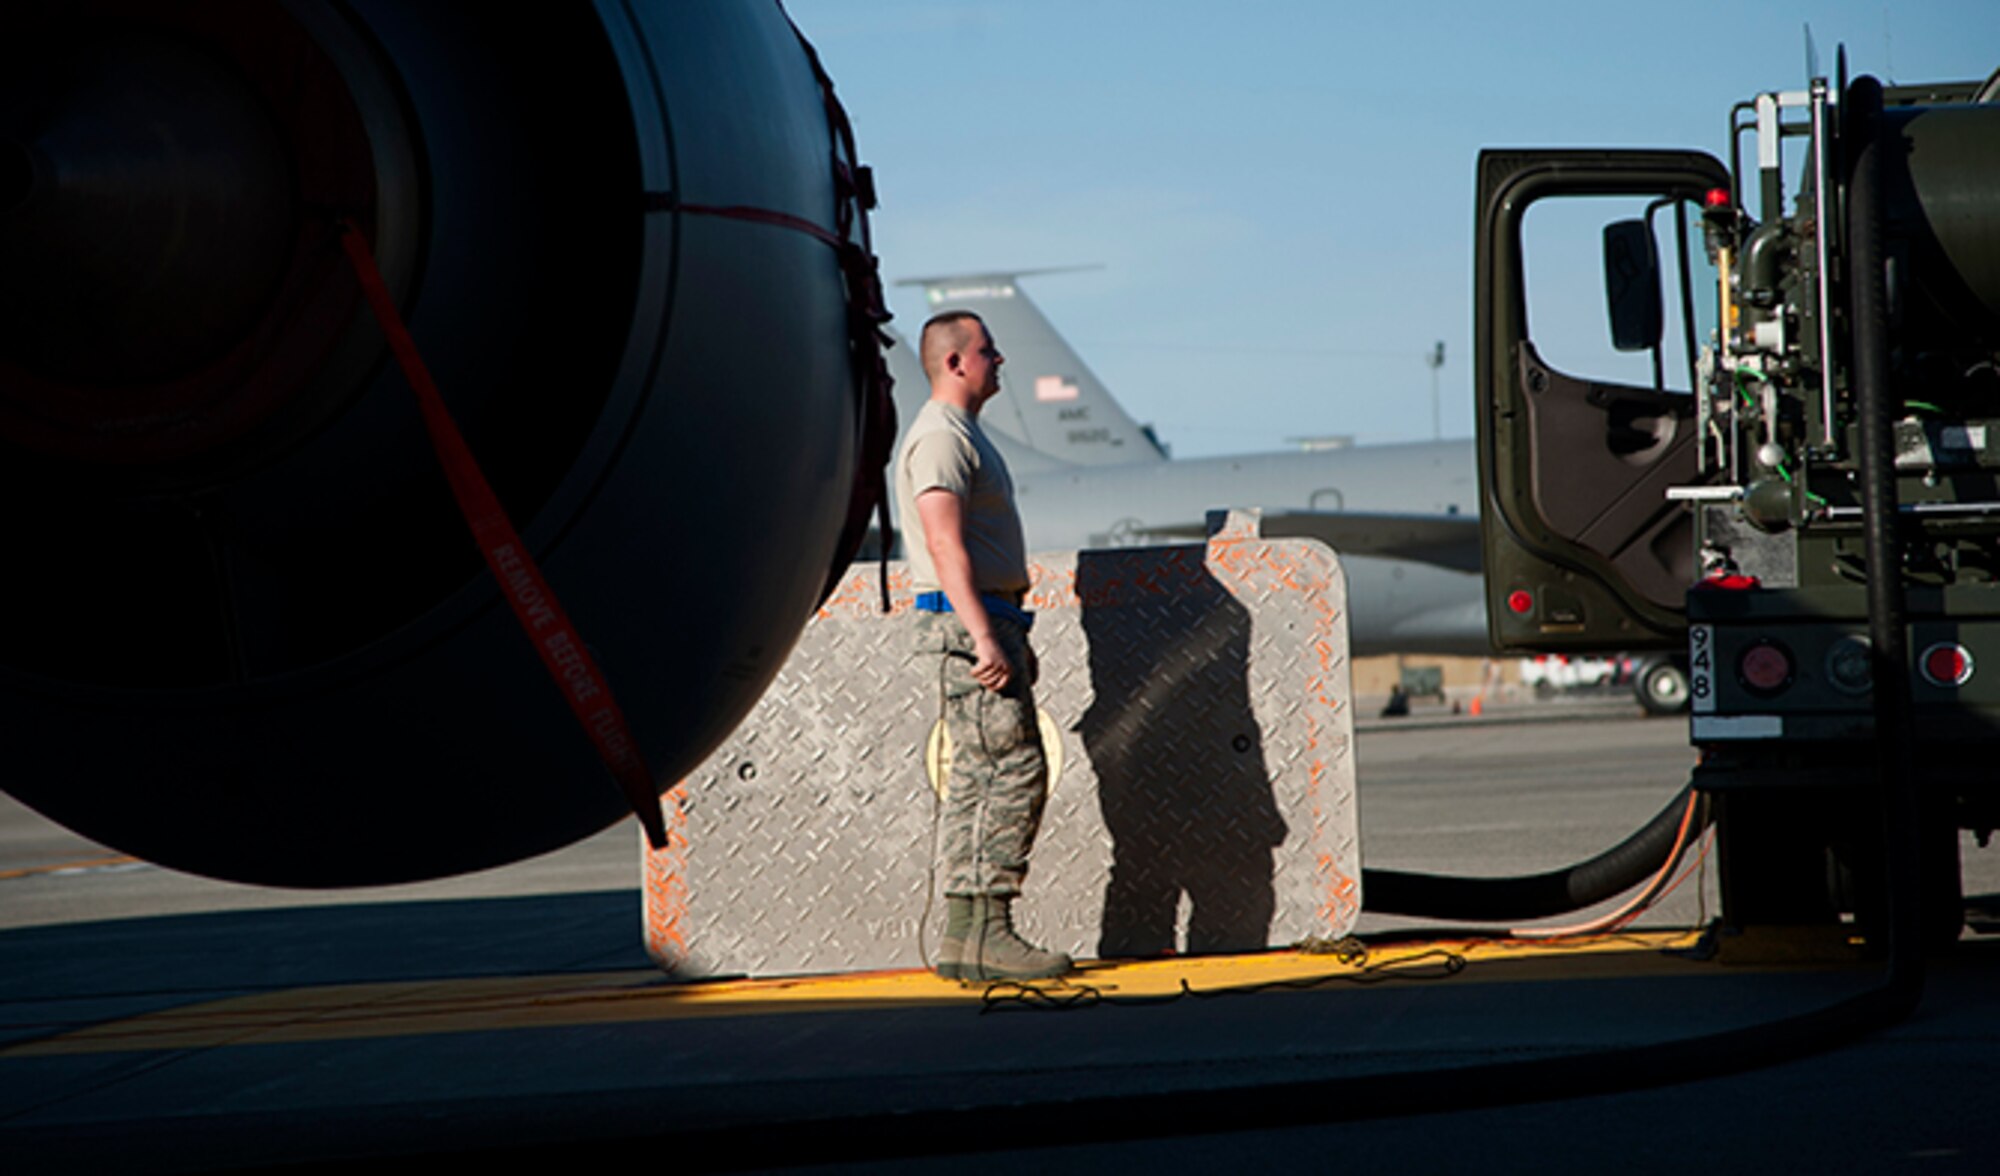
[{"left": 882, "top": 270, "right": 1488, "bottom": 656}]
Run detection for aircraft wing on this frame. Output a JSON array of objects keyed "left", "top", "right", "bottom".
[
  {"left": 1261, "top": 510, "right": 1483, "bottom": 572},
  {"left": 1132, "top": 510, "right": 1483, "bottom": 574}
]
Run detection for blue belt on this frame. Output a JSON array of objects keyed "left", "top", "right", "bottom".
[{"left": 914, "top": 591, "right": 1035, "bottom": 632}]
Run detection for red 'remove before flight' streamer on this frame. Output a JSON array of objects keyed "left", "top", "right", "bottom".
[{"left": 337, "top": 218, "right": 668, "bottom": 849}]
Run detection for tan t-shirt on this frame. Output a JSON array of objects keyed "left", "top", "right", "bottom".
[{"left": 895, "top": 400, "right": 1030, "bottom": 594}]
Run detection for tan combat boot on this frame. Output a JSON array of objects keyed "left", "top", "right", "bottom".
[
  {"left": 961, "top": 896, "right": 1072, "bottom": 981},
  {"left": 934, "top": 895, "right": 974, "bottom": 980}
]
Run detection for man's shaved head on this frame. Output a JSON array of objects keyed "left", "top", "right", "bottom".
[{"left": 919, "top": 311, "right": 985, "bottom": 383}]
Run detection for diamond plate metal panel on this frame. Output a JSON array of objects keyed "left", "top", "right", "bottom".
[{"left": 643, "top": 511, "right": 1358, "bottom": 976}]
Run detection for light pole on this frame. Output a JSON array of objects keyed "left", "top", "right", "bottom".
[{"left": 1426, "top": 341, "right": 1445, "bottom": 440}]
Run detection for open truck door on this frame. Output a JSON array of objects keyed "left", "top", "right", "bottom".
[{"left": 1474, "top": 150, "right": 1730, "bottom": 654}]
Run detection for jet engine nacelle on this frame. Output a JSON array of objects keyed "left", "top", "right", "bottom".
[{"left": 0, "top": 0, "right": 884, "bottom": 884}]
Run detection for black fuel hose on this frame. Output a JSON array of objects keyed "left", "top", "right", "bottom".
[
  {"left": 1359, "top": 783, "right": 1709, "bottom": 921},
  {"left": 1848, "top": 75, "right": 1926, "bottom": 996}
]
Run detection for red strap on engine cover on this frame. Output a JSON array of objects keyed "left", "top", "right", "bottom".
[{"left": 337, "top": 219, "right": 669, "bottom": 850}]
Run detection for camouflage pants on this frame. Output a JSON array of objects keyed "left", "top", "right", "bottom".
[{"left": 917, "top": 610, "right": 1048, "bottom": 897}]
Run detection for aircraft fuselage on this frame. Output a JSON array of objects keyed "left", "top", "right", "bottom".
[{"left": 1012, "top": 440, "right": 1488, "bottom": 655}]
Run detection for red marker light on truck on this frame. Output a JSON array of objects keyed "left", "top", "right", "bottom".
[
  {"left": 1704, "top": 187, "right": 1732, "bottom": 208},
  {"left": 1507, "top": 590, "right": 1534, "bottom": 615},
  {"left": 1738, "top": 640, "right": 1794, "bottom": 694},
  {"left": 1920, "top": 642, "right": 1974, "bottom": 688}
]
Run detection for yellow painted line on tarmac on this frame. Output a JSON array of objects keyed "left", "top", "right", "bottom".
[{"left": 3, "top": 930, "right": 1706, "bottom": 1058}]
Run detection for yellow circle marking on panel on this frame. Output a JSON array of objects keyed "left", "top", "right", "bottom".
[{"left": 925, "top": 708, "right": 1063, "bottom": 799}]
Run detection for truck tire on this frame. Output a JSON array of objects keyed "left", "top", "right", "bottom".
[{"left": 1635, "top": 656, "right": 1690, "bottom": 715}]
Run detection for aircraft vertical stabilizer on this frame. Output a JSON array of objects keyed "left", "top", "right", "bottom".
[{"left": 897, "top": 270, "right": 1168, "bottom": 465}]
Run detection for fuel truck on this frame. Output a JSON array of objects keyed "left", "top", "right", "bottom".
[{"left": 1473, "top": 61, "right": 2000, "bottom": 942}]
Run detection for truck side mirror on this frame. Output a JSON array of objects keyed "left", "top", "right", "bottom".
[{"left": 1603, "top": 219, "right": 1664, "bottom": 352}]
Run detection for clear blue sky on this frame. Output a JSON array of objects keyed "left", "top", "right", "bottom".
[{"left": 785, "top": 0, "right": 1997, "bottom": 457}]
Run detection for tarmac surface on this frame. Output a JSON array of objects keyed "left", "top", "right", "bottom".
[{"left": 5, "top": 694, "right": 2000, "bottom": 1171}]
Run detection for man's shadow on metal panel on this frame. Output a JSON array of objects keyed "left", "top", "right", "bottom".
[{"left": 1077, "top": 549, "right": 1284, "bottom": 959}]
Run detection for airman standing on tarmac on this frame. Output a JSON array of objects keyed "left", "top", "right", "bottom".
[{"left": 895, "top": 310, "right": 1070, "bottom": 981}]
